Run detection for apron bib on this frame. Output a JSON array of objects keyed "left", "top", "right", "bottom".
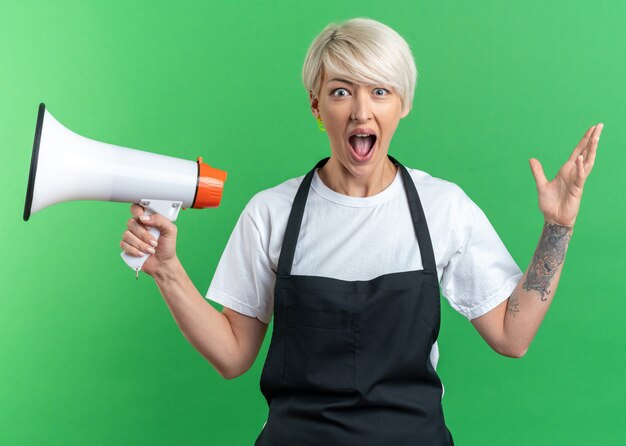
[{"left": 254, "top": 156, "right": 454, "bottom": 445}]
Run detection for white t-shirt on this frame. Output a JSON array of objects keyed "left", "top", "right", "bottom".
[{"left": 206, "top": 165, "right": 523, "bottom": 380}]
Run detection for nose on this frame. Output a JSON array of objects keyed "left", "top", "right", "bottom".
[{"left": 351, "top": 92, "right": 373, "bottom": 122}]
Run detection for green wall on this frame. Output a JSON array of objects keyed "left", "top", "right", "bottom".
[{"left": 1, "top": 1, "right": 624, "bottom": 444}]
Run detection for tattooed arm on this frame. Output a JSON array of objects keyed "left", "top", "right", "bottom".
[
  {"left": 471, "top": 123, "right": 601, "bottom": 358},
  {"left": 503, "top": 220, "right": 573, "bottom": 356},
  {"left": 471, "top": 220, "right": 573, "bottom": 358}
]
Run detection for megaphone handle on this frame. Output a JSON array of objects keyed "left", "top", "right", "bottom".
[
  {"left": 120, "top": 199, "right": 182, "bottom": 277},
  {"left": 120, "top": 208, "right": 161, "bottom": 273}
]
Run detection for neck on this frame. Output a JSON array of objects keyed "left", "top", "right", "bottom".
[{"left": 317, "top": 156, "right": 398, "bottom": 197}]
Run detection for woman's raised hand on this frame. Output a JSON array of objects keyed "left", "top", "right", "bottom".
[
  {"left": 120, "top": 203, "right": 179, "bottom": 277},
  {"left": 529, "top": 123, "right": 604, "bottom": 228}
]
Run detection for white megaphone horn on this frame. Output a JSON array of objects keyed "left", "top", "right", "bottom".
[{"left": 24, "top": 103, "right": 227, "bottom": 277}]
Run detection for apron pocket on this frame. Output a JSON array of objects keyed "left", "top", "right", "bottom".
[{"left": 283, "top": 306, "right": 356, "bottom": 391}]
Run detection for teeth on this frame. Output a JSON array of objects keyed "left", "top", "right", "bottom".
[{"left": 354, "top": 134, "right": 372, "bottom": 137}]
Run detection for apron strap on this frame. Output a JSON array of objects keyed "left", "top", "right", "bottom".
[
  {"left": 389, "top": 155, "right": 438, "bottom": 274},
  {"left": 277, "top": 156, "right": 437, "bottom": 276},
  {"left": 276, "top": 157, "right": 328, "bottom": 276}
]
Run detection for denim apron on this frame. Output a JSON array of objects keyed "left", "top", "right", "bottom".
[{"left": 254, "top": 156, "right": 454, "bottom": 445}]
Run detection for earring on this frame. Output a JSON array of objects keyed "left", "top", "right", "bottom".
[{"left": 317, "top": 116, "right": 326, "bottom": 132}]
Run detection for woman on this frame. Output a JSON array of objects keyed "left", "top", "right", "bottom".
[{"left": 120, "top": 17, "right": 603, "bottom": 445}]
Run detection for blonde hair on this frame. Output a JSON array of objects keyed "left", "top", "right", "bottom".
[{"left": 302, "top": 17, "right": 418, "bottom": 114}]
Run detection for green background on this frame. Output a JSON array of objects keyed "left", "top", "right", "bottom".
[{"left": 2, "top": 0, "right": 624, "bottom": 444}]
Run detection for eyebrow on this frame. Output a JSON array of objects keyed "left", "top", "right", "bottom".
[{"left": 327, "top": 78, "right": 354, "bottom": 85}]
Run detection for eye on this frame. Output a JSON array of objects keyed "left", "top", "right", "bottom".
[
  {"left": 331, "top": 88, "right": 349, "bottom": 97},
  {"left": 374, "top": 88, "right": 390, "bottom": 96}
]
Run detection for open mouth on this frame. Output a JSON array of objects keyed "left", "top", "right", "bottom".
[{"left": 348, "top": 134, "right": 377, "bottom": 161}]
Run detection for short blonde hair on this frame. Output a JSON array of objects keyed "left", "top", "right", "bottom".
[{"left": 302, "top": 17, "right": 418, "bottom": 114}]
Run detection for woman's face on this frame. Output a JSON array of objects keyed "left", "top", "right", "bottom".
[{"left": 310, "top": 70, "right": 410, "bottom": 179}]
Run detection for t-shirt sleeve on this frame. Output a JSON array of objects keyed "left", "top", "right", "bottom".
[
  {"left": 441, "top": 192, "right": 524, "bottom": 320},
  {"left": 205, "top": 201, "right": 275, "bottom": 324}
]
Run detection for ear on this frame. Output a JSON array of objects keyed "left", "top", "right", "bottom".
[
  {"left": 309, "top": 90, "right": 320, "bottom": 118},
  {"left": 400, "top": 103, "right": 411, "bottom": 119}
]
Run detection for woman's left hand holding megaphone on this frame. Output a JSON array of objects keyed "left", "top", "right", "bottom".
[{"left": 120, "top": 204, "right": 180, "bottom": 278}]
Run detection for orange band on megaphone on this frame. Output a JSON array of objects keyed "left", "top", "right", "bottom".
[{"left": 192, "top": 157, "right": 227, "bottom": 208}]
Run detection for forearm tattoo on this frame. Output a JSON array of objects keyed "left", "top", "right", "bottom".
[
  {"left": 523, "top": 222, "right": 572, "bottom": 301},
  {"left": 507, "top": 291, "right": 520, "bottom": 317}
]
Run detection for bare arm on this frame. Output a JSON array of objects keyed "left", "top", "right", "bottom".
[
  {"left": 472, "top": 123, "right": 602, "bottom": 357},
  {"left": 471, "top": 220, "right": 573, "bottom": 357},
  {"left": 153, "top": 261, "right": 269, "bottom": 379},
  {"left": 121, "top": 204, "right": 268, "bottom": 380}
]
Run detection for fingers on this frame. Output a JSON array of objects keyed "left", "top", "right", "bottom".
[
  {"left": 568, "top": 125, "right": 596, "bottom": 163},
  {"left": 129, "top": 204, "right": 177, "bottom": 236},
  {"left": 570, "top": 123, "right": 603, "bottom": 189},
  {"left": 121, "top": 238, "right": 150, "bottom": 258},
  {"left": 130, "top": 203, "right": 145, "bottom": 219},
  {"left": 574, "top": 154, "right": 586, "bottom": 189},
  {"left": 121, "top": 217, "right": 158, "bottom": 257},
  {"left": 581, "top": 123, "right": 603, "bottom": 174},
  {"left": 529, "top": 158, "right": 548, "bottom": 189}
]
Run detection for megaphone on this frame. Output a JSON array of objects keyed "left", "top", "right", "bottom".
[{"left": 24, "top": 103, "right": 227, "bottom": 276}]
